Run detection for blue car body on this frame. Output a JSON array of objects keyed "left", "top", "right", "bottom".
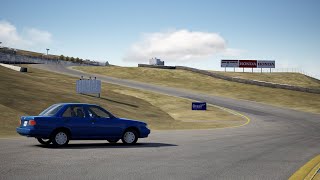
[{"left": 16, "top": 103, "right": 150, "bottom": 141}]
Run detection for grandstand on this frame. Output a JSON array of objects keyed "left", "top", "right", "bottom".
[{"left": 0, "top": 46, "right": 102, "bottom": 66}]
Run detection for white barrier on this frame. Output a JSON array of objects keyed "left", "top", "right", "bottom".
[{"left": 0, "top": 63, "right": 27, "bottom": 72}]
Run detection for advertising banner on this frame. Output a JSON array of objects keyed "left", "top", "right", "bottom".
[
  {"left": 239, "top": 60, "right": 257, "bottom": 68},
  {"left": 192, "top": 102, "right": 207, "bottom": 111},
  {"left": 76, "top": 79, "right": 101, "bottom": 94},
  {"left": 257, "top": 60, "right": 275, "bottom": 68},
  {"left": 221, "top": 60, "right": 239, "bottom": 67}
]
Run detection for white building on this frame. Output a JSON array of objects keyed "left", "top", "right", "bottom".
[{"left": 149, "top": 57, "right": 164, "bottom": 66}]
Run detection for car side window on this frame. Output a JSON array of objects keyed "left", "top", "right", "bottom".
[
  {"left": 62, "top": 106, "right": 85, "bottom": 118},
  {"left": 88, "top": 107, "right": 110, "bottom": 118}
]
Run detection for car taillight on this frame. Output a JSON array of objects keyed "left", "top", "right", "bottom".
[{"left": 29, "top": 120, "right": 36, "bottom": 126}]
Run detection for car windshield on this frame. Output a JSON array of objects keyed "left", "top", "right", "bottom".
[{"left": 39, "top": 104, "right": 64, "bottom": 116}]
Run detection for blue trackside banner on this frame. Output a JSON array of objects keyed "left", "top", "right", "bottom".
[{"left": 192, "top": 102, "right": 207, "bottom": 110}]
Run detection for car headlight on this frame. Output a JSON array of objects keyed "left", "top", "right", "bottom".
[{"left": 143, "top": 123, "right": 149, "bottom": 129}]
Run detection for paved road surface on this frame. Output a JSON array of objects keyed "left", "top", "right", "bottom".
[{"left": 0, "top": 64, "right": 319, "bottom": 180}]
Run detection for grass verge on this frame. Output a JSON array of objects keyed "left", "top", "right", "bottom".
[{"left": 109, "top": 86, "right": 246, "bottom": 129}]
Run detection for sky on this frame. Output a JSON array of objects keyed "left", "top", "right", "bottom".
[{"left": 1, "top": 0, "right": 320, "bottom": 77}]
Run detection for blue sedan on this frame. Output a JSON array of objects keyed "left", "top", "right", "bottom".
[{"left": 16, "top": 103, "right": 150, "bottom": 147}]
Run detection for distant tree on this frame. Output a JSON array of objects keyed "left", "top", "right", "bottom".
[
  {"left": 65, "top": 56, "right": 70, "bottom": 61},
  {"left": 59, "top": 55, "right": 65, "bottom": 60},
  {"left": 75, "top": 57, "right": 80, "bottom": 63},
  {"left": 105, "top": 61, "right": 109, "bottom": 66},
  {"left": 70, "top": 57, "right": 75, "bottom": 62}
]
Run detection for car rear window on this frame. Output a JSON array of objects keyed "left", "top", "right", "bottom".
[
  {"left": 62, "top": 106, "right": 85, "bottom": 118},
  {"left": 39, "top": 104, "right": 64, "bottom": 116}
]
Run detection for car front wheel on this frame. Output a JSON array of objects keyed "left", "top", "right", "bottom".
[
  {"left": 51, "top": 131, "right": 69, "bottom": 147},
  {"left": 121, "top": 130, "right": 138, "bottom": 144},
  {"left": 37, "top": 138, "right": 51, "bottom": 145}
]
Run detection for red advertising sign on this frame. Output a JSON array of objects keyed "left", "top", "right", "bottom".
[{"left": 239, "top": 60, "right": 257, "bottom": 68}]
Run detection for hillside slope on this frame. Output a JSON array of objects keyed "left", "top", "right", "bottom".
[
  {"left": 0, "top": 66, "right": 244, "bottom": 136},
  {"left": 74, "top": 66, "right": 320, "bottom": 114},
  {"left": 214, "top": 71, "right": 320, "bottom": 89}
]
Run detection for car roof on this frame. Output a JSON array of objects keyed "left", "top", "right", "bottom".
[{"left": 54, "top": 103, "right": 99, "bottom": 106}]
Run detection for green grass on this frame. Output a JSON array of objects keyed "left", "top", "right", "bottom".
[
  {"left": 74, "top": 66, "right": 320, "bottom": 114},
  {"left": 213, "top": 71, "right": 320, "bottom": 89},
  {"left": 0, "top": 66, "right": 244, "bottom": 136},
  {"left": 110, "top": 88, "right": 245, "bottom": 129}
]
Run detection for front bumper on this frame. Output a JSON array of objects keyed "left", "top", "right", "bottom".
[{"left": 140, "top": 126, "right": 151, "bottom": 138}]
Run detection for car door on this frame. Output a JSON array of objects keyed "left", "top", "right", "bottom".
[
  {"left": 86, "top": 106, "right": 123, "bottom": 138},
  {"left": 62, "top": 105, "right": 94, "bottom": 138}
]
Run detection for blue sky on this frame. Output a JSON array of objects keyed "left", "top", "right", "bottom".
[{"left": 1, "top": 0, "right": 320, "bottom": 77}]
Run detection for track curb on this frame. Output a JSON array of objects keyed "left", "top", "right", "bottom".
[{"left": 289, "top": 155, "right": 320, "bottom": 180}]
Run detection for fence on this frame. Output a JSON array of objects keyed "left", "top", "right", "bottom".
[
  {"left": 222, "top": 67, "right": 319, "bottom": 81},
  {"left": 138, "top": 64, "right": 176, "bottom": 69}
]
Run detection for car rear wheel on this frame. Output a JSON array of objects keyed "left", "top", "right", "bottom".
[
  {"left": 51, "top": 131, "right": 69, "bottom": 147},
  {"left": 121, "top": 130, "right": 138, "bottom": 144},
  {"left": 107, "top": 139, "right": 120, "bottom": 143},
  {"left": 37, "top": 138, "right": 51, "bottom": 145}
]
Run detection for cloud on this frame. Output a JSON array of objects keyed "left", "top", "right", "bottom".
[
  {"left": 0, "top": 21, "right": 22, "bottom": 45},
  {"left": 123, "top": 29, "right": 243, "bottom": 62},
  {"left": 0, "top": 20, "right": 52, "bottom": 49},
  {"left": 23, "top": 28, "right": 52, "bottom": 45},
  {"left": 223, "top": 48, "right": 246, "bottom": 57}
]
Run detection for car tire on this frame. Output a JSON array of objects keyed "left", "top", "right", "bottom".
[
  {"left": 51, "top": 130, "right": 69, "bottom": 147},
  {"left": 107, "top": 139, "right": 120, "bottom": 143},
  {"left": 121, "top": 129, "right": 138, "bottom": 144},
  {"left": 37, "top": 138, "right": 51, "bottom": 145}
]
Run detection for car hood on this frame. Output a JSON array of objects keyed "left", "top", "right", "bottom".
[{"left": 117, "top": 118, "right": 147, "bottom": 126}]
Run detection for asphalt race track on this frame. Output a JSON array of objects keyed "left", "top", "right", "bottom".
[{"left": 1, "top": 64, "right": 319, "bottom": 180}]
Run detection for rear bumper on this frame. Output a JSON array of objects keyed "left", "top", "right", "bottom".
[{"left": 16, "top": 127, "right": 50, "bottom": 138}]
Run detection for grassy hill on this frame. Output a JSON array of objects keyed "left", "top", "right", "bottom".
[
  {"left": 16, "top": 49, "right": 49, "bottom": 58},
  {"left": 0, "top": 66, "right": 244, "bottom": 136},
  {"left": 73, "top": 66, "right": 320, "bottom": 114},
  {"left": 213, "top": 71, "right": 320, "bottom": 89}
]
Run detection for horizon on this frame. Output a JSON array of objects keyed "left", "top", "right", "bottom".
[{"left": 1, "top": 0, "right": 319, "bottom": 78}]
